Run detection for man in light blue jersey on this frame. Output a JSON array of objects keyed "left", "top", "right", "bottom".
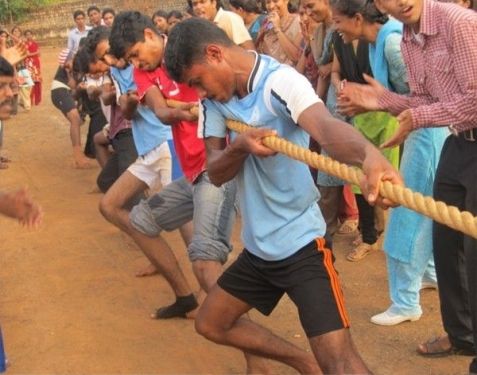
[
  {"left": 165, "top": 18, "right": 402, "bottom": 374},
  {"left": 88, "top": 31, "right": 198, "bottom": 317}
]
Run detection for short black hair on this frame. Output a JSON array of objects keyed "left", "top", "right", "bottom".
[
  {"left": 87, "top": 5, "right": 101, "bottom": 15},
  {"left": 85, "top": 26, "right": 110, "bottom": 53},
  {"left": 187, "top": 0, "right": 222, "bottom": 10},
  {"left": 102, "top": 7, "right": 115, "bottom": 17},
  {"left": 167, "top": 10, "right": 184, "bottom": 20},
  {"left": 109, "top": 11, "right": 158, "bottom": 59},
  {"left": 72, "top": 46, "right": 96, "bottom": 77},
  {"left": 73, "top": 10, "right": 85, "bottom": 20},
  {"left": 152, "top": 10, "right": 168, "bottom": 20},
  {"left": 330, "top": 0, "right": 388, "bottom": 24},
  {"left": 214, "top": 0, "right": 222, "bottom": 10},
  {"left": 0, "top": 56, "right": 14, "bottom": 77},
  {"left": 165, "top": 18, "right": 233, "bottom": 82},
  {"left": 229, "top": 0, "right": 263, "bottom": 13}
]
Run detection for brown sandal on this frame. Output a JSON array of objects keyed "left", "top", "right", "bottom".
[
  {"left": 417, "top": 335, "right": 475, "bottom": 357},
  {"left": 337, "top": 219, "right": 358, "bottom": 234},
  {"left": 346, "top": 243, "right": 372, "bottom": 262}
]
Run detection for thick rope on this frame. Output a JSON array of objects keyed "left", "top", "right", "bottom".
[{"left": 166, "top": 99, "right": 477, "bottom": 239}]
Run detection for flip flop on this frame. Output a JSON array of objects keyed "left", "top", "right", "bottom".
[
  {"left": 351, "top": 235, "right": 363, "bottom": 247},
  {"left": 346, "top": 243, "right": 372, "bottom": 262}
]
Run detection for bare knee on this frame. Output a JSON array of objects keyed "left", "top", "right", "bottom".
[
  {"left": 192, "top": 260, "right": 223, "bottom": 292},
  {"left": 309, "top": 329, "right": 370, "bottom": 374},
  {"left": 195, "top": 309, "right": 226, "bottom": 343},
  {"left": 99, "top": 196, "right": 116, "bottom": 222}
]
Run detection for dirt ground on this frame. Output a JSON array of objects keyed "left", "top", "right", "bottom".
[{"left": 0, "top": 47, "right": 470, "bottom": 374}]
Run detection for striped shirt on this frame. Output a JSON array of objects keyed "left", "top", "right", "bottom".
[{"left": 378, "top": 0, "right": 477, "bottom": 132}]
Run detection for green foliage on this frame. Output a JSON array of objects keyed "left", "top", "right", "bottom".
[{"left": 0, "top": 0, "right": 61, "bottom": 23}]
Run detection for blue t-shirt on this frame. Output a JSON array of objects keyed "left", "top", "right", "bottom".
[
  {"left": 110, "top": 65, "right": 171, "bottom": 156},
  {"left": 200, "top": 53, "right": 326, "bottom": 261}
]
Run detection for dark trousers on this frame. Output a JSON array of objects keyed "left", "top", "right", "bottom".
[
  {"left": 356, "top": 194, "right": 377, "bottom": 245},
  {"left": 97, "top": 130, "right": 142, "bottom": 209},
  {"left": 84, "top": 111, "right": 108, "bottom": 158},
  {"left": 432, "top": 134, "right": 477, "bottom": 371}
]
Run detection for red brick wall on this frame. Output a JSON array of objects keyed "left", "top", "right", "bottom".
[{"left": 17, "top": 0, "right": 186, "bottom": 45}]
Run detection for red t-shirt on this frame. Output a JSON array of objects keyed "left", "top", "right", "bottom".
[{"left": 134, "top": 67, "right": 206, "bottom": 182}]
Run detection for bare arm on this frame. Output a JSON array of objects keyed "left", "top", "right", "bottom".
[
  {"left": 295, "top": 44, "right": 308, "bottom": 75},
  {"left": 100, "top": 82, "right": 116, "bottom": 106},
  {"left": 330, "top": 51, "right": 342, "bottom": 93},
  {"left": 298, "top": 102, "right": 402, "bottom": 204},
  {"left": 143, "top": 86, "right": 196, "bottom": 125},
  {"left": 118, "top": 91, "right": 139, "bottom": 120},
  {"left": 206, "top": 128, "right": 277, "bottom": 186},
  {"left": 275, "top": 29, "right": 302, "bottom": 64}
]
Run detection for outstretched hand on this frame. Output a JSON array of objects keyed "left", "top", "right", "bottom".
[
  {"left": 381, "top": 109, "right": 414, "bottom": 148},
  {"left": 0, "top": 188, "right": 43, "bottom": 229},
  {"left": 0, "top": 38, "right": 27, "bottom": 66},
  {"left": 337, "top": 74, "right": 384, "bottom": 116}
]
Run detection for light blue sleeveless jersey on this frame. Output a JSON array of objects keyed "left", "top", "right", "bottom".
[{"left": 201, "top": 53, "right": 326, "bottom": 261}]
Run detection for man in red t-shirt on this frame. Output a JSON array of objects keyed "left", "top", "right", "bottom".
[{"left": 110, "top": 11, "right": 238, "bottom": 321}]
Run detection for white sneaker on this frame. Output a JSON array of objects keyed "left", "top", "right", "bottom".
[{"left": 370, "top": 309, "right": 421, "bottom": 326}]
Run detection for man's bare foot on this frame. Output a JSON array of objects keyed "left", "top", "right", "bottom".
[
  {"left": 74, "top": 157, "right": 96, "bottom": 169},
  {"left": 73, "top": 146, "right": 96, "bottom": 169},
  {"left": 135, "top": 263, "right": 160, "bottom": 277},
  {"left": 87, "top": 185, "right": 101, "bottom": 194}
]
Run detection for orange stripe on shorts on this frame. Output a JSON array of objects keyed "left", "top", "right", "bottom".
[{"left": 316, "top": 238, "right": 350, "bottom": 328}]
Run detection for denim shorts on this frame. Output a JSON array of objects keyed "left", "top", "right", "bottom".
[{"left": 129, "top": 172, "right": 237, "bottom": 263}]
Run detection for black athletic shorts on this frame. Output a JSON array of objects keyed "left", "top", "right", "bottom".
[
  {"left": 51, "top": 88, "right": 76, "bottom": 116},
  {"left": 217, "top": 238, "right": 350, "bottom": 338}
]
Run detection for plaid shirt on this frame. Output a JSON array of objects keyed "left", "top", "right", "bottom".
[{"left": 378, "top": 0, "right": 477, "bottom": 132}]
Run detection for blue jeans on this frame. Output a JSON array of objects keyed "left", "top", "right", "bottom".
[
  {"left": 129, "top": 172, "right": 237, "bottom": 264},
  {"left": 386, "top": 252, "right": 436, "bottom": 317}
]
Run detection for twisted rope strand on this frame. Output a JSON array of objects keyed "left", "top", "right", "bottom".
[{"left": 166, "top": 100, "right": 477, "bottom": 239}]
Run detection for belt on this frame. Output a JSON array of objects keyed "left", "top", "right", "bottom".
[
  {"left": 457, "top": 128, "right": 477, "bottom": 142},
  {"left": 450, "top": 125, "right": 477, "bottom": 142}
]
